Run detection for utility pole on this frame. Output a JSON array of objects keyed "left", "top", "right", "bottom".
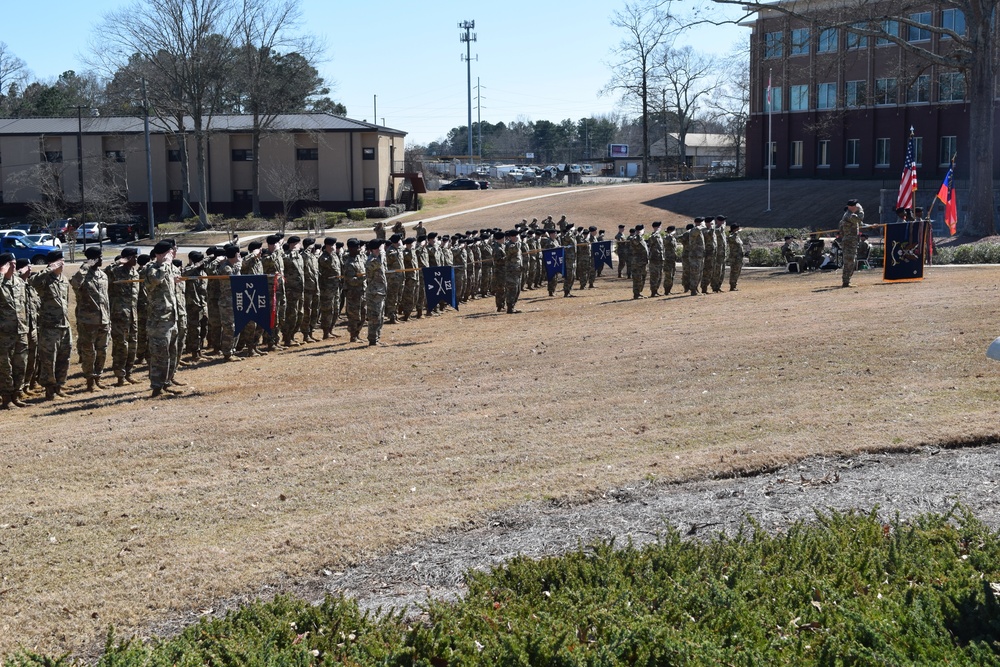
[
  {"left": 475, "top": 77, "right": 483, "bottom": 165},
  {"left": 142, "top": 78, "right": 155, "bottom": 239},
  {"left": 72, "top": 105, "right": 88, "bottom": 253},
  {"left": 459, "top": 20, "right": 477, "bottom": 170}
]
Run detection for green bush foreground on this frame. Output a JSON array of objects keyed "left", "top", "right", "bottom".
[{"left": 9, "top": 509, "right": 1000, "bottom": 666}]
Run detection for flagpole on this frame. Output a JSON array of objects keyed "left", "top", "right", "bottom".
[{"left": 766, "top": 68, "right": 772, "bottom": 212}]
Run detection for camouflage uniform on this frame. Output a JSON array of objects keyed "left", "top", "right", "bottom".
[
  {"left": 629, "top": 233, "right": 649, "bottom": 299},
  {"left": 647, "top": 229, "right": 665, "bottom": 297},
  {"left": 478, "top": 238, "right": 492, "bottom": 298},
  {"left": 561, "top": 229, "right": 577, "bottom": 297},
  {"left": 143, "top": 259, "right": 179, "bottom": 391},
  {"left": 416, "top": 241, "right": 429, "bottom": 317},
  {"left": 712, "top": 224, "right": 728, "bottom": 292},
  {"left": 399, "top": 242, "right": 418, "bottom": 320},
  {"left": 615, "top": 230, "right": 630, "bottom": 278},
  {"left": 491, "top": 238, "right": 506, "bottom": 311},
  {"left": 680, "top": 228, "right": 692, "bottom": 292},
  {"left": 342, "top": 250, "right": 367, "bottom": 341},
  {"left": 106, "top": 261, "right": 139, "bottom": 382},
  {"left": 300, "top": 248, "right": 320, "bottom": 340},
  {"left": 173, "top": 264, "right": 188, "bottom": 366},
  {"left": 366, "top": 249, "right": 387, "bottom": 345},
  {"left": 728, "top": 229, "right": 745, "bottom": 291},
  {"left": 204, "top": 254, "right": 223, "bottom": 353},
  {"left": 21, "top": 272, "right": 39, "bottom": 392},
  {"left": 70, "top": 263, "right": 111, "bottom": 386},
  {"left": 135, "top": 266, "right": 149, "bottom": 362},
  {"left": 318, "top": 246, "right": 343, "bottom": 336},
  {"left": 687, "top": 226, "right": 706, "bottom": 295},
  {"left": 282, "top": 248, "right": 304, "bottom": 345},
  {"left": 30, "top": 267, "right": 72, "bottom": 394},
  {"left": 260, "top": 249, "right": 285, "bottom": 348},
  {"left": 663, "top": 231, "right": 678, "bottom": 295},
  {"left": 0, "top": 273, "right": 28, "bottom": 404},
  {"left": 504, "top": 237, "right": 523, "bottom": 312},
  {"left": 540, "top": 233, "right": 560, "bottom": 296},
  {"left": 576, "top": 235, "right": 594, "bottom": 290},
  {"left": 700, "top": 225, "right": 717, "bottom": 294},
  {"left": 451, "top": 241, "right": 466, "bottom": 305},
  {"left": 384, "top": 242, "right": 404, "bottom": 320},
  {"left": 217, "top": 259, "right": 239, "bottom": 359},
  {"left": 839, "top": 204, "right": 864, "bottom": 287},
  {"left": 183, "top": 261, "right": 208, "bottom": 357}
]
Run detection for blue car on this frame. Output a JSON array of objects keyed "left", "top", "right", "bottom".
[{"left": 0, "top": 235, "right": 62, "bottom": 264}]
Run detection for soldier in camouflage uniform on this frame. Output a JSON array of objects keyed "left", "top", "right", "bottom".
[
  {"left": 680, "top": 223, "right": 694, "bottom": 293},
  {"left": 384, "top": 234, "right": 404, "bottom": 321},
  {"left": 105, "top": 247, "right": 140, "bottom": 386},
  {"left": 0, "top": 252, "right": 29, "bottom": 409},
  {"left": 540, "top": 229, "right": 561, "bottom": 296},
  {"left": 143, "top": 241, "right": 185, "bottom": 396},
  {"left": 490, "top": 231, "right": 506, "bottom": 312},
  {"left": 261, "top": 236, "right": 286, "bottom": 350},
  {"left": 282, "top": 236, "right": 305, "bottom": 346},
  {"left": 183, "top": 251, "right": 208, "bottom": 360},
  {"left": 479, "top": 234, "right": 492, "bottom": 299},
  {"left": 451, "top": 236, "right": 466, "bottom": 305},
  {"left": 663, "top": 226, "right": 678, "bottom": 295},
  {"left": 16, "top": 259, "right": 39, "bottom": 397},
  {"left": 504, "top": 230, "right": 523, "bottom": 313},
  {"left": 300, "top": 238, "right": 320, "bottom": 342},
  {"left": 575, "top": 227, "right": 594, "bottom": 290},
  {"left": 629, "top": 225, "right": 649, "bottom": 299},
  {"left": 203, "top": 246, "right": 223, "bottom": 356},
  {"left": 70, "top": 246, "right": 111, "bottom": 392},
  {"left": 318, "top": 237, "right": 343, "bottom": 337},
  {"left": 366, "top": 239, "right": 388, "bottom": 345},
  {"left": 415, "top": 235, "right": 429, "bottom": 317},
  {"left": 399, "top": 237, "right": 418, "bottom": 321},
  {"left": 727, "top": 224, "right": 745, "bottom": 291},
  {"left": 171, "top": 259, "right": 188, "bottom": 371},
  {"left": 700, "top": 219, "right": 717, "bottom": 295},
  {"left": 342, "top": 238, "right": 367, "bottom": 342},
  {"left": 647, "top": 221, "right": 665, "bottom": 297},
  {"left": 560, "top": 223, "right": 577, "bottom": 297},
  {"left": 31, "top": 250, "right": 72, "bottom": 400},
  {"left": 839, "top": 200, "right": 864, "bottom": 288},
  {"left": 687, "top": 220, "right": 706, "bottom": 296},
  {"left": 615, "top": 224, "right": 630, "bottom": 278},
  {"left": 216, "top": 245, "right": 242, "bottom": 361},
  {"left": 711, "top": 216, "right": 728, "bottom": 293},
  {"left": 238, "top": 242, "right": 265, "bottom": 357},
  {"left": 135, "top": 253, "right": 151, "bottom": 363}
]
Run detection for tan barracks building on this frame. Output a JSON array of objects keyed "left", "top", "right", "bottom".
[{"left": 0, "top": 113, "right": 414, "bottom": 218}]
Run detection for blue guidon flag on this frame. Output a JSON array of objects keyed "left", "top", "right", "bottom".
[
  {"left": 883, "top": 220, "right": 927, "bottom": 282},
  {"left": 422, "top": 265, "right": 457, "bottom": 312},
  {"left": 543, "top": 246, "right": 565, "bottom": 280},
  {"left": 231, "top": 274, "right": 273, "bottom": 333},
  {"left": 592, "top": 241, "right": 613, "bottom": 269}
]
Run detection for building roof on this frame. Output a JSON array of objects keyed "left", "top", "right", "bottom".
[{"left": 0, "top": 113, "right": 406, "bottom": 137}]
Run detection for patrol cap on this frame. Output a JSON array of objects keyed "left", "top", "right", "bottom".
[
  {"left": 46, "top": 250, "right": 64, "bottom": 263},
  {"left": 188, "top": 251, "right": 204, "bottom": 262},
  {"left": 152, "top": 240, "right": 172, "bottom": 255},
  {"left": 84, "top": 246, "right": 102, "bottom": 260},
  {"left": 0, "top": 252, "right": 13, "bottom": 266},
  {"left": 247, "top": 241, "right": 263, "bottom": 252},
  {"left": 121, "top": 247, "right": 138, "bottom": 258}
]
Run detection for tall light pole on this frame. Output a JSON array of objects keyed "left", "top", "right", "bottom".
[
  {"left": 142, "top": 78, "right": 155, "bottom": 239},
  {"left": 72, "top": 105, "right": 88, "bottom": 253},
  {"left": 459, "top": 20, "right": 477, "bottom": 169}
]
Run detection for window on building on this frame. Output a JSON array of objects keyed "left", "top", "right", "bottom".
[
  {"left": 296, "top": 147, "right": 318, "bottom": 161},
  {"left": 791, "top": 28, "right": 810, "bottom": 55},
  {"left": 874, "top": 78, "right": 898, "bottom": 105},
  {"left": 790, "top": 141, "right": 803, "bottom": 168},
  {"left": 875, "top": 138, "right": 891, "bottom": 166},
  {"left": 818, "top": 140, "right": 831, "bottom": 167},
  {"left": 232, "top": 149, "right": 253, "bottom": 161},
  {"left": 167, "top": 149, "right": 181, "bottom": 162},
  {"left": 43, "top": 151, "right": 63, "bottom": 163},
  {"left": 942, "top": 9, "right": 965, "bottom": 38},
  {"left": 817, "top": 82, "right": 837, "bottom": 109},
  {"left": 363, "top": 188, "right": 376, "bottom": 202},
  {"left": 765, "top": 141, "right": 777, "bottom": 168},
  {"left": 818, "top": 28, "right": 838, "bottom": 53},
  {"left": 912, "top": 136, "right": 924, "bottom": 166},
  {"left": 846, "top": 80, "right": 867, "bottom": 107},
  {"left": 790, "top": 84, "right": 809, "bottom": 110},
  {"left": 362, "top": 147, "right": 376, "bottom": 160},
  {"left": 233, "top": 189, "right": 252, "bottom": 201},
  {"left": 939, "top": 71, "right": 966, "bottom": 102},
  {"left": 847, "top": 23, "right": 868, "bottom": 49},
  {"left": 764, "top": 31, "right": 783, "bottom": 58},
  {"left": 940, "top": 136, "right": 958, "bottom": 165},
  {"left": 877, "top": 20, "right": 899, "bottom": 46},
  {"left": 908, "top": 12, "right": 932, "bottom": 41},
  {"left": 906, "top": 75, "right": 931, "bottom": 103},
  {"left": 105, "top": 150, "right": 125, "bottom": 162},
  {"left": 846, "top": 139, "right": 860, "bottom": 167},
  {"left": 765, "top": 85, "right": 783, "bottom": 112}
]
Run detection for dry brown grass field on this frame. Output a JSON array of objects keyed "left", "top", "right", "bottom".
[{"left": 2, "top": 181, "right": 999, "bottom": 659}]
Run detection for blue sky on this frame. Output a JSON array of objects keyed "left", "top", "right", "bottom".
[{"left": 4, "top": 0, "right": 746, "bottom": 145}]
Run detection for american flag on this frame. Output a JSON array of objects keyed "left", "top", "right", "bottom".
[{"left": 896, "top": 129, "right": 918, "bottom": 210}]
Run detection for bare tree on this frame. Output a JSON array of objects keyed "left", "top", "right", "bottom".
[
  {"left": 705, "top": 39, "right": 750, "bottom": 176},
  {"left": 261, "top": 162, "right": 317, "bottom": 230},
  {"left": 657, "top": 46, "right": 716, "bottom": 177},
  {"left": 95, "top": 0, "right": 238, "bottom": 231},
  {"left": 712, "top": 0, "right": 999, "bottom": 237},
  {"left": 0, "top": 42, "right": 28, "bottom": 115},
  {"left": 604, "top": 0, "right": 675, "bottom": 182},
  {"left": 9, "top": 162, "right": 70, "bottom": 225}
]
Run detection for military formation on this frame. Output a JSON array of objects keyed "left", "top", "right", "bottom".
[{"left": 0, "top": 214, "right": 748, "bottom": 408}]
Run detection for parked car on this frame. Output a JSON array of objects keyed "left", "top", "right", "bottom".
[
  {"left": 80, "top": 221, "right": 108, "bottom": 241},
  {"left": 580, "top": 164, "right": 594, "bottom": 175},
  {"left": 48, "top": 219, "right": 77, "bottom": 242},
  {"left": 11, "top": 222, "right": 47, "bottom": 233},
  {"left": 106, "top": 221, "right": 149, "bottom": 243},
  {"left": 0, "top": 229, "right": 27, "bottom": 239},
  {"left": 0, "top": 235, "right": 61, "bottom": 264},
  {"left": 23, "top": 233, "right": 62, "bottom": 248},
  {"left": 440, "top": 178, "right": 481, "bottom": 191},
  {"left": 477, "top": 180, "right": 491, "bottom": 190}
]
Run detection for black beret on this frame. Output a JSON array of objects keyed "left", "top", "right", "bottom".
[
  {"left": 666, "top": 226, "right": 676, "bottom": 232},
  {"left": 224, "top": 246, "right": 240, "bottom": 258},
  {"left": 266, "top": 235, "right": 280, "bottom": 245},
  {"left": 416, "top": 235, "right": 427, "bottom": 242},
  {"left": 188, "top": 251, "right": 204, "bottom": 262},
  {"left": 152, "top": 240, "right": 172, "bottom": 255},
  {"left": 247, "top": 241, "right": 263, "bottom": 252},
  {"left": 589, "top": 226, "right": 598, "bottom": 231},
  {"left": 137, "top": 254, "right": 151, "bottom": 266},
  {"left": 505, "top": 229, "right": 518, "bottom": 237},
  {"left": 275, "top": 232, "right": 285, "bottom": 239},
  {"left": 389, "top": 234, "right": 401, "bottom": 243},
  {"left": 784, "top": 235, "right": 793, "bottom": 240},
  {"left": 685, "top": 224, "right": 694, "bottom": 230},
  {"left": 84, "top": 246, "right": 102, "bottom": 260},
  {"left": 0, "top": 252, "right": 13, "bottom": 266},
  {"left": 172, "top": 258, "right": 183, "bottom": 267},
  {"left": 493, "top": 231, "right": 505, "bottom": 239},
  {"left": 618, "top": 224, "right": 625, "bottom": 228},
  {"left": 427, "top": 232, "right": 438, "bottom": 239},
  {"left": 847, "top": 199, "right": 858, "bottom": 206},
  {"left": 346, "top": 238, "right": 361, "bottom": 247},
  {"left": 324, "top": 237, "right": 337, "bottom": 246},
  {"left": 366, "top": 239, "right": 382, "bottom": 251},
  {"left": 46, "top": 250, "right": 64, "bottom": 263},
  {"left": 121, "top": 247, "right": 138, "bottom": 258},
  {"left": 635, "top": 224, "right": 644, "bottom": 230},
  {"left": 15, "top": 258, "right": 30, "bottom": 270},
  {"left": 730, "top": 224, "right": 740, "bottom": 230},
  {"left": 715, "top": 215, "right": 727, "bottom": 222},
  {"left": 694, "top": 217, "right": 703, "bottom": 223},
  {"left": 302, "top": 237, "right": 315, "bottom": 247},
  {"left": 335, "top": 242, "right": 344, "bottom": 248},
  {"left": 403, "top": 237, "right": 415, "bottom": 245},
  {"left": 651, "top": 221, "right": 661, "bottom": 228},
  {"left": 287, "top": 235, "right": 301, "bottom": 245}
]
